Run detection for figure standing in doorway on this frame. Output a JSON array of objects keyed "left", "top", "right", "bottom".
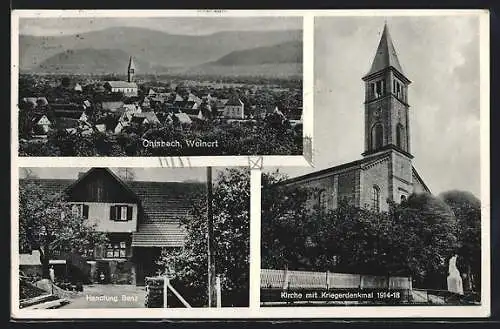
[{"left": 49, "top": 266, "right": 55, "bottom": 282}]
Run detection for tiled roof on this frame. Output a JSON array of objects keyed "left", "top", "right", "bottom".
[
  {"left": 102, "top": 101, "right": 125, "bottom": 111},
  {"left": 132, "top": 222, "right": 186, "bottom": 247}
]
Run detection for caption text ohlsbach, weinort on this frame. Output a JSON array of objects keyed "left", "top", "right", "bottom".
[{"left": 142, "top": 139, "right": 219, "bottom": 149}]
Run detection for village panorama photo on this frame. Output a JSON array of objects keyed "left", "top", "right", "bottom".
[
  {"left": 261, "top": 14, "right": 486, "bottom": 307},
  {"left": 15, "top": 13, "right": 303, "bottom": 156},
  {"left": 16, "top": 167, "right": 250, "bottom": 309}
]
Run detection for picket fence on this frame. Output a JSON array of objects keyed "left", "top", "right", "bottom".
[{"left": 261, "top": 269, "right": 412, "bottom": 290}]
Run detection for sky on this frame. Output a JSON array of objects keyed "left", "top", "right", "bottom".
[
  {"left": 19, "top": 16, "right": 302, "bottom": 36},
  {"left": 280, "top": 15, "right": 482, "bottom": 198}
]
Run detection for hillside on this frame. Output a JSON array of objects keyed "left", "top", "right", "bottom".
[
  {"left": 183, "top": 63, "right": 302, "bottom": 78},
  {"left": 35, "top": 48, "right": 168, "bottom": 74},
  {"left": 20, "top": 27, "right": 302, "bottom": 70},
  {"left": 212, "top": 40, "right": 302, "bottom": 66}
]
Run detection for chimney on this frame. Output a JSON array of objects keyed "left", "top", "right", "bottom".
[{"left": 78, "top": 172, "right": 86, "bottom": 179}]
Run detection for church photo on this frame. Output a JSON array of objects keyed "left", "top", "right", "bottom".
[{"left": 260, "top": 15, "right": 485, "bottom": 306}]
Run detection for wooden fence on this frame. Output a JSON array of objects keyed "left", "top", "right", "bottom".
[{"left": 261, "top": 269, "right": 412, "bottom": 290}]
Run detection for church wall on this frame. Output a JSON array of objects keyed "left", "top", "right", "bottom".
[
  {"left": 285, "top": 174, "right": 336, "bottom": 211},
  {"left": 391, "top": 152, "right": 413, "bottom": 202},
  {"left": 365, "top": 96, "right": 391, "bottom": 151},
  {"left": 389, "top": 97, "right": 410, "bottom": 152},
  {"left": 337, "top": 170, "right": 359, "bottom": 207},
  {"left": 360, "top": 157, "right": 391, "bottom": 212}
]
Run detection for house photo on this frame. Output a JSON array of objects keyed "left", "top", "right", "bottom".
[{"left": 18, "top": 167, "right": 250, "bottom": 309}]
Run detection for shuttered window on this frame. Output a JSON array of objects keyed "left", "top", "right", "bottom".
[
  {"left": 72, "top": 204, "right": 89, "bottom": 219},
  {"left": 109, "top": 205, "right": 133, "bottom": 221}
]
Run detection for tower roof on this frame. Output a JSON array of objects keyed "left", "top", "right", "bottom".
[
  {"left": 365, "top": 23, "right": 404, "bottom": 78},
  {"left": 128, "top": 56, "right": 136, "bottom": 70}
]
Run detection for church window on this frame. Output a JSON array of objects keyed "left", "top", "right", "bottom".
[
  {"left": 371, "top": 123, "right": 384, "bottom": 150},
  {"left": 396, "top": 124, "right": 404, "bottom": 149},
  {"left": 372, "top": 185, "right": 380, "bottom": 212},
  {"left": 374, "top": 80, "right": 385, "bottom": 98}
]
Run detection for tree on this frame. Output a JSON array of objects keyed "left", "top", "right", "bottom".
[
  {"left": 261, "top": 171, "right": 459, "bottom": 290},
  {"left": 19, "top": 181, "right": 108, "bottom": 279},
  {"left": 387, "top": 193, "right": 458, "bottom": 288},
  {"left": 261, "top": 170, "right": 313, "bottom": 270},
  {"left": 156, "top": 168, "right": 250, "bottom": 307},
  {"left": 440, "top": 190, "right": 481, "bottom": 292}
]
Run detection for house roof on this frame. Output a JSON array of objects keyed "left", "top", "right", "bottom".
[
  {"left": 102, "top": 101, "right": 125, "bottom": 111},
  {"left": 20, "top": 169, "right": 205, "bottom": 249},
  {"left": 132, "top": 222, "right": 186, "bottom": 247},
  {"left": 31, "top": 114, "right": 51, "bottom": 124},
  {"left": 132, "top": 112, "right": 160, "bottom": 124},
  {"left": 225, "top": 97, "right": 244, "bottom": 107},
  {"left": 105, "top": 81, "right": 138, "bottom": 89},
  {"left": 174, "top": 112, "right": 193, "bottom": 124},
  {"left": 56, "top": 117, "right": 81, "bottom": 129},
  {"left": 54, "top": 110, "right": 84, "bottom": 120}
]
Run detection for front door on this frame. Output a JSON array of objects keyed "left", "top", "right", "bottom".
[{"left": 96, "top": 261, "right": 111, "bottom": 284}]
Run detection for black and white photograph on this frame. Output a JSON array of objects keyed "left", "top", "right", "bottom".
[
  {"left": 14, "top": 14, "right": 304, "bottom": 157},
  {"left": 16, "top": 167, "right": 250, "bottom": 309},
  {"left": 261, "top": 14, "right": 487, "bottom": 307}
]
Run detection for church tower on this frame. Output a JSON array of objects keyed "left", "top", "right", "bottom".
[
  {"left": 362, "top": 23, "right": 412, "bottom": 158},
  {"left": 127, "top": 56, "right": 136, "bottom": 83}
]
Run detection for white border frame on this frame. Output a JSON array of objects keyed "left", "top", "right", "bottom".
[{"left": 11, "top": 9, "right": 490, "bottom": 319}]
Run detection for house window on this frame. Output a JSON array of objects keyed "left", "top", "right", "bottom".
[
  {"left": 72, "top": 204, "right": 89, "bottom": 219},
  {"left": 82, "top": 247, "right": 94, "bottom": 258},
  {"left": 371, "top": 123, "right": 384, "bottom": 150},
  {"left": 110, "top": 205, "right": 133, "bottom": 221},
  {"left": 400, "top": 195, "right": 407, "bottom": 203},
  {"left": 105, "top": 241, "right": 127, "bottom": 258},
  {"left": 372, "top": 186, "right": 380, "bottom": 212}
]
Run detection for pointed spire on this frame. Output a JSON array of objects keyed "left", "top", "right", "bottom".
[
  {"left": 365, "top": 23, "right": 404, "bottom": 77},
  {"left": 128, "top": 56, "right": 136, "bottom": 70}
]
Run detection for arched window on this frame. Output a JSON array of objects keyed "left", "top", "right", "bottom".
[
  {"left": 371, "top": 123, "right": 384, "bottom": 150},
  {"left": 372, "top": 185, "right": 380, "bottom": 212},
  {"left": 396, "top": 124, "right": 404, "bottom": 149}
]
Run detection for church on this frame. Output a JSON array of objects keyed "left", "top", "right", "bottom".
[
  {"left": 104, "top": 56, "right": 139, "bottom": 97},
  {"left": 283, "top": 24, "right": 429, "bottom": 212}
]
